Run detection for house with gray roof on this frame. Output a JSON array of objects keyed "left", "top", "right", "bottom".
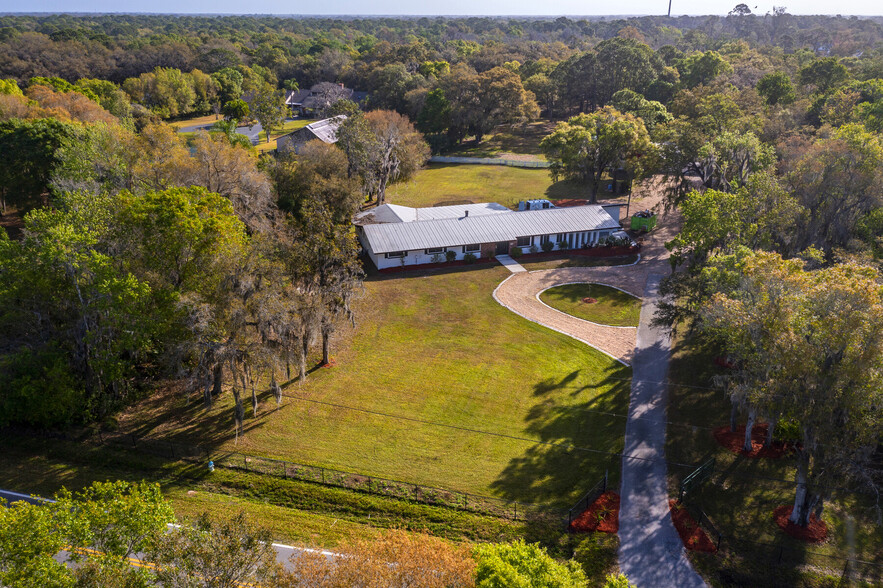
[
  {"left": 354, "top": 202, "right": 622, "bottom": 270},
  {"left": 276, "top": 115, "right": 347, "bottom": 154}
]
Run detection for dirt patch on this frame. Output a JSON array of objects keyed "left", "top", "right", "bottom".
[
  {"left": 569, "top": 491, "right": 620, "bottom": 534},
  {"left": 713, "top": 424, "right": 795, "bottom": 459},
  {"left": 773, "top": 505, "right": 828, "bottom": 543},
  {"left": 669, "top": 500, "right": 718, "bottom": 552},
  {"left": 582, "top": 297, "right": 598, "bottom": 304}
]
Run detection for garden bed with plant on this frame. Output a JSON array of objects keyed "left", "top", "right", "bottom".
[
  {"left": 669, "top": 500, "right": 718, "bottom": 553},
  {"left": 568, "top": 491, "right": 620, "bottom": 533}
]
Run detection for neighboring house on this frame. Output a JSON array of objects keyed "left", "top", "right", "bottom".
[
  {"left": 276, "top": 115, "right": 347, "bottom": 154},
  {"left": 354, "top": 202, "right": 622, "bottom": 270},
  {"left": 284, "top": 83, "right": 368, "bottom": 116}
]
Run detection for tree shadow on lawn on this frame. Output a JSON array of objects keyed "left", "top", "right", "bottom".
[{"left": 489, "top": 363, "right": 632, "bottom": 508}]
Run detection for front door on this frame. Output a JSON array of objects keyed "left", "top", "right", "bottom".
[{"left": 496, "top": 242, "right": 510, "bottom": 255}]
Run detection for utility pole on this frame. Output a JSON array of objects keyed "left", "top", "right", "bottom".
[{"left": 667, "top": 0, "right": 672, "bottom": 16}]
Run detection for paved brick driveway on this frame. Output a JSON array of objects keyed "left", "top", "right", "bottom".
[{"left": 492, "top": 183, "right": 679, "bottom": 365}]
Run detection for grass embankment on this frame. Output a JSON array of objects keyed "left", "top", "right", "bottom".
[
  {"left": 0, "top": 434, "right": 539, "bottom": 549},
  {"left": 386, "top": 163, "right": 588, "bottom": 208},
  {"left": 667, "top": 337, "right": 883, "bottom": 587},
  {"left": 120, "top": 265, "right": 631, "bottom": 508},
  {"left": 539, "top": 284, "right": 641, "bottom": 327}
]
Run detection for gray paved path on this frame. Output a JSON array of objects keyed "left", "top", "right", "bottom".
[
  {"left": 494, "top": 253, "right": 526, "bottom": 273},
  {"left": 617, "top": 275, "right": 706, "bottom": 588}
]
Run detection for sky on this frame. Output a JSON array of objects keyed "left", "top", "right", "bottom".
[{"left": 1, "top": 0, "right": 881, "bottom": 16}]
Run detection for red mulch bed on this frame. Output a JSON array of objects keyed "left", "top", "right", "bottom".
[
  {"left": 773, "top": 505, "right": 828, "bottom": 543},
  {"left": 569, "top": 491, "right": 620, "bottom": 533},
  {"left": 713, "top": 423, "right": 795, "bottom": 459},
  {"left": 582, "top": 297, "right": 598, "bottom": 304},
  {"left": 669, "top": 500, "right": 718, "bottom": 553}
]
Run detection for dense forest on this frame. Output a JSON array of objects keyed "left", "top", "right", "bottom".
[{"left": 1, "top": 10, "right": 883, "bottom": 536}]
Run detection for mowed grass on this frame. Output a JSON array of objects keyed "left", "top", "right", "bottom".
[
  {"left": 539, "top": 284, "right": 641, "bottom": 327},
  {"left": 254, "top": 118, "right": 312, "bottom": 152},
  {"left": 386, "top": 163, "right": 588, "bottom": 208},
  {"left": 667, "top": 337, "right": 883, "bottom": 586},
  {"left": 0, "top": 435, "right": 536, "bottom": 549},
  {"left": 122, "top": 265, "right": 631, "bottom": 507},
  {"left": 442, "top": 121, "right": 554, "bottom": 160},
  {"left": 518, "top": 255, "right": 639, "bottom": 272}
]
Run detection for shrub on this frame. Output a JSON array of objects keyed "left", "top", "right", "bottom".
[
  {"left": 509, "top": 246, "right": 523, "bottom": 258},
  {"left": 541, "top": 241, "right": 555, "bottom": 253},
  {"left": 573, "top": 534, "right": 619, "bottom": 583},
  {"left": 530, "top": 244, "right": 539, "bottom": 254},
  {"left": 0, "top": 347, "right": 87, "bottom": 428},
  {"left": 557, "top": 240, "right": 569, "bottom": 250},
  {"left": 474, "top": 539, "right": 587, "bottom": 588},
  {"left": 445, "top": 250, "right": 456, "bottom": 262},
  {"left": 463, "top": 253, "right": 477, "bottom": 264}
]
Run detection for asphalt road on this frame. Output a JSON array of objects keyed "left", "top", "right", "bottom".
[
  {"left": 617, "top": 274, "right": 707, "bottom": 588},
  {"left": 177, "top": 118, "right": 297, "bottom": 145}
]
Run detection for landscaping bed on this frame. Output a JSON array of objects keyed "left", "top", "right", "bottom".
[
  {"left": 669, "top": 500, "right": 718, "bottom": 553},
  {"left": 712, "top": 423, "right": 796, "bottom": 459},
  {"left": 568, "top": 491, "right": 620, "bottom": 534},
  {"left": 773, "top": 505, "right": 828, "bottom": 543}
]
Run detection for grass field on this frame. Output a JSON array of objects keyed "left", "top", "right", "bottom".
[
  {"left": 442, "top": 121, "right": 554, "bottom": 161},
  {"left": 539, "top": 284, "right": 642, "bottom": 327},
  {"left": 667, "top": 337, "right": 883, "bottom": 586},
  {"left": 168, "top": 114, "right": 220, "bottom": 129},
  {"left": 120, "top": 265, "right": 631, "bottom": 508},
  {"left": 386, "top": 163, "right": 589, "bottom": 208}
]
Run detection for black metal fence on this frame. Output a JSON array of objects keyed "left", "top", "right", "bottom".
[
  {"left": 95, "top": 429, "right": 563, "bottom": 522},
  {"left": 566, "top": 470, "right": 608, "bottom": 527},
  {"left": 682, "top": 499, "right": 883, "bottom": 584}
]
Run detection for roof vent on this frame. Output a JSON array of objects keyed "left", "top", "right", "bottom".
[{"left": 465, "top": 210, "right": 469, "bottom": 217}]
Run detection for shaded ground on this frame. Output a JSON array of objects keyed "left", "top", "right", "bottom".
[{"left": 442, "top": 121, "right": 555, "bottom": 161}]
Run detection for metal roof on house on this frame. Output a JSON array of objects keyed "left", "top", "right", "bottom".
[
  {"left": 304, "top": 115, "right": 346, "bottom": 143},
  {"left": 361, "top": 205, "right": 620, "bottom": 254},
  {"left": 353, "top": 202, "right": 510, "bottom": 225}
]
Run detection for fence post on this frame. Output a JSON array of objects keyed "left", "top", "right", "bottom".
[{"left": 282, "top": 461, "right": 287, "bottom": 477}]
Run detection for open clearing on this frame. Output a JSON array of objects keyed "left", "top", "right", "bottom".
[
  {"left": 119, "top": 265, "right": 631, "bottom": 507},
  {"left": 386, "top": 163, "right": 589, "bottom": 209},
  {"left": 539, "top": 283, "right": 642, "bottom": 327},
  {"left": 441, "top": 121, "right": 554, "bottom": 161}
]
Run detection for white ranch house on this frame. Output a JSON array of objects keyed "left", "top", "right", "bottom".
[{"left": 354, "top": 202, "right": 623, "bottom": 270}]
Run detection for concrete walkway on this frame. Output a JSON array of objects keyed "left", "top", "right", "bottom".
[
  {"left": 617, "top": 275, "right": 706, "bottom": 588},
  {"left": 494, "top": 254, "right": 527, "bottom": 273}
]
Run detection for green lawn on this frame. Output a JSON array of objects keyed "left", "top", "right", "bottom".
[
  {"left": 667, "top": 337, "right": 883, "bottom": 587},
  {"left": 387, "top": 163, "right": 589, "bottom": 208},
  {"left": 121, "top": 265, "right": 631, "bottom": 508},
  {"left": 518, "top": 255, "right": 640, "bottom": 272},
  {"left": 442, "top": 121, "right": 554, "bottom": 161},
  {"left": 539, "top": 284, "right": 641, "bottom": 327}
]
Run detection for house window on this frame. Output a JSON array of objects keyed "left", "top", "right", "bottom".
[
  {"left": 463, "top": 244, "right": 480, "bottom": 253},
  {"left": 516, "top": 236, "right": 531, "bottom": 247},
  {"left": 385, "top": 251, "right": 406, "bottom": 259},
  {"left": 424, "top": 247, "right": 445, "bottom": 255},
  {"left": 556, "top": 233, "right": 566, "bottom": 242},
  {"left": 540, "top": 235, "right": 551, "bottom": 244}
]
